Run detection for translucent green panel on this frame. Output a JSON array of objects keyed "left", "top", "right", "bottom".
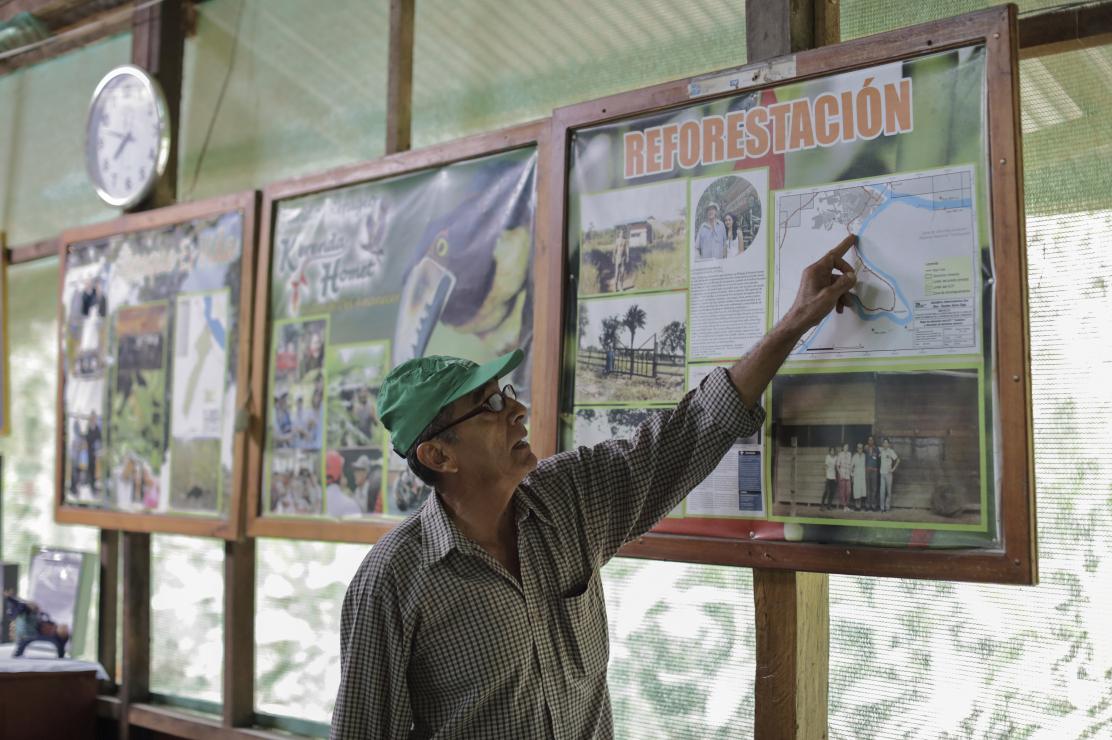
[
  {"left": 603, "top": 559, "right": 756, "bottom": 739},
  {"left": 149, "top": 534, "right": 224, "bottom": 704},
  {"left": 0, "top": 35, "right": 129, "bottom": 245},
  {"left": 840, "top": 0, "right": 1064, "bottom": 41},
  {"left": 254, "top": 538, "right": 367, "bottom": 726},
  {"left": 411, "top": 0, "right": 749, "bottom": 147},
  {"left": 828, "top": 46, "right": 1112, "bottom": 739},
  {"left": 0, "top": 258, "right": 100, "bottom": 660},
  {"left": 179, "top": 0, "right": 389, "bottom": 200}
]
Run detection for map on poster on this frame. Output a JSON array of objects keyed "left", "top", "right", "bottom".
[
  {"left": 773, "top": 165, "right": 979, "bottom": 360},
  {"left": 172, "top": 291, "right": 229, "bottom": 440}
]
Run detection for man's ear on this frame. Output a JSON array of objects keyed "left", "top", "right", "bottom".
[{"left": 415, "top": 440, "right": 459, "bottom": 475}]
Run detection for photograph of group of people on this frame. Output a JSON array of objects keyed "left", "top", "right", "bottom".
[
  {"left": 691, "top": 174, "right": 763, "bottom": 261},
  {"left": 577, "top": 180, "right": 687, "bottom": 296},
  {"left": 770, "top": 368, "right": 984, "bottom": 526},
  {"left": 322, "top": 342, "right": 390, "bottom": 517},
  {"left": 268, "top": 317, "right": 328, "bottom": 514}
]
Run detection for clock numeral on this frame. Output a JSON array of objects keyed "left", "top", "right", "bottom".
[
  {"left": 102, "top": 158, "right": 110, "bottom": 171},
  {"left": 98, "top": 136, "right": 105, "bottom": 148},
  {"left": 139, "top": 168, "right": 147, "bottom": 180},
  {"left": 149, "top": 148, "right": 156, "bottom": 159},
  {"left": 124, "top": 178, "right": 132, "bottom": 190}
]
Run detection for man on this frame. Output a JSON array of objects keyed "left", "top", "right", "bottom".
[
  {"left": 865, "top": 435, "right": 880, "bottom": 512},
  {"left": 821, "top": 446, "right": 837, "bottom": 510},
  {"left": 352, "top": 386, "right": 378, "bottom": 438},
  {"left": 272, "top": 392, "right": 293, "bottom": 448},
  {"left": 610, "top": 225, "right": 630, "bottom": 291},
  {"left": 351, "top": 454, "right": 380, "bottom": 514},
  {"left": 694, "top": 202, "right": 727, "bottom": 259},
  {"left": 326, "top": 451, "right": 362, "bottom": 517},
  {"left": 835, "top": 441, "right": 853, "bottom": 511},
  {"left": 879, "top": 437, "right": 900, "bottom": 512},
  {"left": 332, "top": 235, "right": 857, "bottom": 739}
]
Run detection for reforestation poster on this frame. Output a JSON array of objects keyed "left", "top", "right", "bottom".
[
  {"left": 262, "top": 148, "right": 537, "bottom": 519},
  {"left": 563, "top": 46, "right": 999, "bottom": 549},
  {"left": 60, "top": 210, "right": 246, "bottom": 516}
]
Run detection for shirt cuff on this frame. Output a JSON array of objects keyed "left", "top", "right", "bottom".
[{"left": 700, "top": 367, "right": 767, "bottom": 439}]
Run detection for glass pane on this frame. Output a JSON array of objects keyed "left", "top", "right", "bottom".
[
  {"left": 0, "top": 35, "right": 129, "bottom": 245},
  {"left": 0, "top": 258, "right": 100, "bottom": 660},
  {"left": 412, "top": 0, "right": 749, "bottom": 146},
  {"left": 605, "top": 559, "right": 756, "bottom": 739},
  {"left": 254, "top": 539, "right": 367, "bottom": 725},
  {"left": 179, "top": 0, "right": 389, "bottom": 200},
  {"left": 149, "top": 534, "right": 224, "bottom": 704},
  {"left": 828, "top": 45, "right": 1112, "bottom": 739}
]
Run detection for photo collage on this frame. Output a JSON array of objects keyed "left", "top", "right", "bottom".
[
  {"left": 60, "top": 211, "right": 246, "bottom": 517},
  {"left": 572, "top": 169, "right": 770, "bottom": 520},
  {"left": 260, "top": 146, "right": 538, "bottom": 521},
  {"left": 566, "top": 49, "right": 994, "bottom": 540}
]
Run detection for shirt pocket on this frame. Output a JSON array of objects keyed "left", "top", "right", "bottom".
[{"left": 559, "top": 573, "right": 609, "bottom": 679}]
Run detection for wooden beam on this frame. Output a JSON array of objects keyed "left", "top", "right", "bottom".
[
  {"left": 746, "top": 2, "right": 832, "bottom": 738},
  {"left": 1019, "top": 1, "right": 1112, "bottom": 59},
  {"left": 98, "top": 529, "right": 120, "bottom": 684},
  {"left": 0, "top": 4, "right": 133, "bottom": 76},
  {"left": 223, "top": 539, "right": 255, "bottom": 727},
  {"left": 130, "top": 0, "right": 184, "bottom": 210},
  {"left": 754, "top": 570, "right": 829, "bottom": 740},
  {"left": 747, "top": 0, "right": 839, "bottom": 61},
  {"left": 120, "top": 531, "right": 150, "bottom": 740},
  {"left": 385, "top": 0, "right": 415, "bottom": 154}
]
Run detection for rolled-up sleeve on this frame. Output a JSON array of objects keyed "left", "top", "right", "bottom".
[{"left": 539, "top": 367, "right": 765, "bottom": 564}]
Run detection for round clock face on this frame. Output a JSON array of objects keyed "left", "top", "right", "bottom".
[{"left": 85, "top": 65, "right": 170, "bottom": 208}]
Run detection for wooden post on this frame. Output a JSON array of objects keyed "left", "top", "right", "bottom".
[
  {"left": 130, "top": 0, "right": 184, "bottom": 210},
  {"left": 754, "top": 570, "right": 830, "bottom": 740},
  {"left": 120, "top": 532, "right": 150, "bottom": 740},
  {"left": 386, "top": 0, "right": 416, "bottom": 155},
  {"left": 98, "top": 529, "right": 119, "bottom": 683},
  {"left": 224, "top": 538, "right": 256, "bottom": 727},
  {"left": 747, "top": 2, "right": 836, "bottom": 738}
]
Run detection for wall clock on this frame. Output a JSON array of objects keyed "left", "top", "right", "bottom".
[{"left": 85, "top": 64, "right": 170, "bottom": 209}]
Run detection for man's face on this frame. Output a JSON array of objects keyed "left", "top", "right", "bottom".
[
  {"left": 706, "top": 207, "right": 718, "bottom": 225},
  {"left": 434, "top": 379, "right": 536, "bottom": 491},
  {"left": 355, "top": 467, "right": 369, "bottom": 486}
]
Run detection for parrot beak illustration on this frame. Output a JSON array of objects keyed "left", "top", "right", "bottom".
[{"left": 392, "top": 256, "right": 456, "bottom": 365}]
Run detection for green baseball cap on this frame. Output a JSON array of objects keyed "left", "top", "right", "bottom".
[{"left": 377, "top": 349, "right": 524, "bottom": 456}]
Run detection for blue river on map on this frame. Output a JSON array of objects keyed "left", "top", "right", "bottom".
[
  {"left": 797, "top": 184, "right": 972, "bottom": 353},
  {"left": 203, "top": 294, "right": 227, "bottom": 349}
]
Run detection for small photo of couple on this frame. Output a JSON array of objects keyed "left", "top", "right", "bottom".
[{"left": 691, "top": 173, "right": 765, "bottom": 261}]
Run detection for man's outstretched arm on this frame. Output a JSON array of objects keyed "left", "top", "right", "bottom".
[{"left": 728, "top": 233, "right": 857, "bottom": 406}]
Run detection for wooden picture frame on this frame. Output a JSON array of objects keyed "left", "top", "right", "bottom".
[
  {"left": 54, "top": 191, "right": 259, "bottom": 539},
  {"left": 546, "top": 6, "right": 1035, "bottom": 584},
  {"left": 246, "top": 120, "right": 556, "bottom": 543},
  {"left": 0, "top": 231, "right": 9, "bottom": 437}
]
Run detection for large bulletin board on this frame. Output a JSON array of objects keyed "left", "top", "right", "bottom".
[
  {"left": 54, "top": 192, "right": 258, "bottom": 538},
  {"left": 247, "top": 121, "right": 557, "bottom": 543},
  {"left": 549, "top": 7, "right": 1035, "bottom": 583}
]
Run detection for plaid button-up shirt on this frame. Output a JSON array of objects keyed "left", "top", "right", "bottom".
[{"left": 331, "top": 368, "right": 765, "bottom": 739}]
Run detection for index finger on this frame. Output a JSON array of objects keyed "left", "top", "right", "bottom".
[{"left": 828, "top": 233, "right": 857, "bottom": 259}]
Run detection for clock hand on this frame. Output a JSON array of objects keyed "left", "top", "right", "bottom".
[{"left": 112, "top": 131, "right": 135, "bottom": 160}]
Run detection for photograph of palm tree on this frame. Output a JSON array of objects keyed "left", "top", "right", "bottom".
[{"left": 574, "top": 291, "right": 687, "bottom": 404}]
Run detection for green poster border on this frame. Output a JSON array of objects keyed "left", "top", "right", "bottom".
[
  {"left": 572, "top": 289, "right": 690, "bottom": 408},
  {"left": 576, "top": 177, "right": 692, "bottom": 300},
  {"left": 320, "top": 338, "right": 392, "bottom": 519},
  {"left": 165, "top": 287, "right": 233, "bottom": 518},
  {"left": 687, "top": 165, "right": 772, "bottom": 364},
  {"left": 764, "top": 357, "right": 989, "bottom": 532},
  {"left": 107, "top": 298, "right": 171, "bottom": 514},
  {"left": 768, "top": 162, "right": 984, "bottom": 368},
  {"left": 262, "top": 313, "right": 331, "bottom": 519}
]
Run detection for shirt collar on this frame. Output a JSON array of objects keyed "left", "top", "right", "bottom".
[{"left": 420, "top": 486, "right": 553, "bottom": 565}]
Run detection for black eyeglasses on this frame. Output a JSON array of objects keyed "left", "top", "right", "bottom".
[{"left": 430, "top": 384, "right": 518, "bottom": 440}]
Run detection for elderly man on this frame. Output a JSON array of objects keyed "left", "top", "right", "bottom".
[{"left": 331, "top": 235, "right": 856, "bottom": 739}]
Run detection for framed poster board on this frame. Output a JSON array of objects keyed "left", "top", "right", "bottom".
[
  {"left": 549, "top": 7, "right": 1035, "bottom": 583},
  {"left": 54, "top": 192, "right": 258, "bottom": 539},
  {"left": 247, "top": 120, "right": 557, "bottom": 543}
]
